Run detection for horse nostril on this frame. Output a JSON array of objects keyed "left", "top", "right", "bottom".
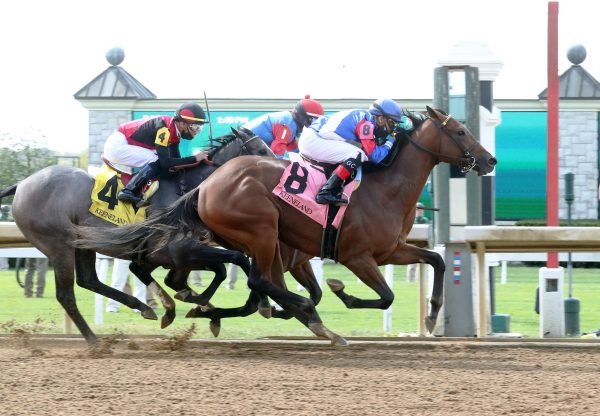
[{"left": 488, "top": 157, "right": 497, "bottom": 166}]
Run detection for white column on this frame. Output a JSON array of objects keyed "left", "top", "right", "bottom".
[
  {"left": 383, "top": 264, "right": 394, "bottom": 333},
  {"left": 539, "top": 267, "right": 565, "bottom": 338},
  {"left": 94, "top": 258, "right": 109, "bottom": 325}
]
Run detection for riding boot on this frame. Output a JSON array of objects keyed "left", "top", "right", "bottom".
[
  {"left": 316, "top": 173, "right": 347, "bottom": 205},
  {"left": 316, "top": 156, "right": 361, "bottom": 205},
  {"left": 117, "top": 161, "right": 160, "bottom": 205}
]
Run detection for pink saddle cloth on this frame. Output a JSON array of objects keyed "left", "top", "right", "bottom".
[{"left": 272, "top": 153, "right": 357, "bottom": 229}]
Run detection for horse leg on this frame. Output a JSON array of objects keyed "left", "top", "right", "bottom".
[
  {"left": 128, "top": 262, "right": 177, "bottom": 329},
  {"left": 265, "top": 249, "right": 320, "bottom": 321},
  {"left": 168, "top": 239, "right": 251, "bottom": 276},
  {"left": 248, "top": 244, "right": 347, "bottom": 346},
  {"left": 265, "top": 260, "right": 321, "bottom": 321},
  {"left": 373, "top": 243, "right": 445, "bottom": 332},
  {"left": 164, "top": 268, "right": 193, "bottom": 292},
  {"left": 74, "top": 249, "right": 157, "bottom": 320},
  {"left": 290, "top": 260, "right": 322, "bottom": 305},
  {"left": 179, "top": 263, "right": 226, "bottom": 305},
  {"left": 52, "top": 254, "right": 98, "bottom": 344},
  {"left": 327, "top": 256, "right": 395, "bottom": 309},
  {"left": 168, "top": 238, "right": 271, "bottom": 314},
  {"left": 385, "top": 244, "right": 445, "bottom": 332},
  {"left": 186, "top": 290, "right": 263, "bottom": 337},
  {"left": 329, "top": 244, "right": 444, "bottom": 333},
  {"left": 166, "top": 238, "right": 252, "bottom": 300}
]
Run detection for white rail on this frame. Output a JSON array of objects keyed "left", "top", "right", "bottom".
[{"left": 464, "top": 226, "right": 600, "bottom": 337}]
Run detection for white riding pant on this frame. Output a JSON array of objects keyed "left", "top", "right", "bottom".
[
  {"left": 298, "top": 128, "right": 367, "bottom": 163},
  {"left": 103, "top": 131, "right": 158, "bottom": 168}
]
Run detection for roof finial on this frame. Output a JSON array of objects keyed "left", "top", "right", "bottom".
[
  {"left": 567, "top": 44, "right": 586, "bottom": 66},
  {"left": 106, "top": 47, "right": 125, "bottom": 66}
]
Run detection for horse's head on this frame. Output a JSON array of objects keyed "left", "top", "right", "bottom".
[
  {"left": 423, "top": 106, "right": 497, "bottom": 176},
  {"left": 232, "top": 127, "right": 276, "bottom": 158},
  {"left": 207, "top": 128, "right": 275, "bottom": 166}
]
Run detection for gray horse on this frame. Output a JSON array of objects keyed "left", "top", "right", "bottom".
[{"left": 0, "top": 129, "right": 277, "bottom": 343}]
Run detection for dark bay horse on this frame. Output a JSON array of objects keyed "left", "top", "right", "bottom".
[
  {"left": 0, "top": 129, "right": 281, "bottom": 343},
  {"left": 81, "top": 107, "right": 496, "bottom": 345}
]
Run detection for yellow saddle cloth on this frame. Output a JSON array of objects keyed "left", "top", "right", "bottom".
[{"left": 89, "top": 165, "right": 158, "bottom": 226}]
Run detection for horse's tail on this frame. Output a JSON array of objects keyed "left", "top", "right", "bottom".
[
  {"left": 71, "top": 188, "right": 209, "bottom": 256},
  {"left": 0, "top": 183, "right": 18, "bottom": 211},
  {"left": 0, "top": 184, "right": 18, "bottom": 199}
]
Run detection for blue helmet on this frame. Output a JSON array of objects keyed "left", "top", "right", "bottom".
[{"left": 368, "top": 98, "right": 403, "bottom": 122}]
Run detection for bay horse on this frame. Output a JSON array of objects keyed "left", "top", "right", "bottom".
[
  {"left": 0, "top": 129, "right": 292, "bottom": 343},
  {"left": 73, "top": 107, "right": 497, "bottom": 345}
]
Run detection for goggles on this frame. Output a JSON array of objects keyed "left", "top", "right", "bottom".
[{"left": 187, "top": 123, "right": 204, "bottom": 133}]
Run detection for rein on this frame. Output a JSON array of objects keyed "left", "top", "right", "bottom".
[
  {"left": 404, "top": 116, "right": 477, "bottom": 173},
  {"left": 176, "top": 132, "right": 263, "bottom": 195}
]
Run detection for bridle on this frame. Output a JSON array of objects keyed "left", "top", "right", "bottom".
[
  {"left": 210, "top": 133, "right": 263, "bottom": 168},
  {"left": 238, "top": 134, "right": 263, "bottom": 156},
  {"left": 404, "top": 114, "right": 477, "bottom": 173}
]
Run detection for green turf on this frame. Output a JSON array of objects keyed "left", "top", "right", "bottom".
[{"left": 1, "top": 263, "right": 598, "bottom": 339}]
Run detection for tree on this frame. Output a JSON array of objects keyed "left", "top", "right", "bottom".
[{"left": 0, "top": 132, "right": 58, "bottom": 189}]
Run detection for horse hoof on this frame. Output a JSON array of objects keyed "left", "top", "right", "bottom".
[
  {"left": 174, "top": 289, "right": 191, "bottom": 302},
  {"left": 185, "top": 307, "right": 200, "bottom": 318},
  {"left": 326, "top": 278, "right": 345, "bottom": 293},
  {"left": 142, "top": 308, "right": 158, "bottom": 321},
  {"left": 425, "top": 316, "right": 436, "bottom": 333},
  {"left": 161, "top": 310, "right": 176, "bottom": 329},
  {"left": 308, "top": 322, "right": 347, "bottom": 347},
  {"left": 209, "top": 320, "right": 221, "bottom": 337},
  {"left": 258, "top": 305, "right": 272, "bottom": 319},
  {"left": 331, "top": 335, "right": 349, "bottom": 347},
  {"left": 141, "top": 308, "right": 158, "bottom": 320}
]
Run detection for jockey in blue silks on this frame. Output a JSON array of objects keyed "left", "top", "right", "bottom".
[
  {"left": 243, "top": 96, "right": 324, "bottom": 159},
  {"left": 298, "top": 98, "right": 413, "bottom": 205}
]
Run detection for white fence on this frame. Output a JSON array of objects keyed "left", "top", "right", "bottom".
[{"left": 6, "top": 221, "right": 600, "bottom": 338}]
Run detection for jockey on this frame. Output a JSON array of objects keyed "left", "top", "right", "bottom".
[
  {"left": 242, "top": 95, "right": 324, "bottom": 158},
  {"left": 103, "top": 102, "right": 210, "bottom": 205},
  {"left": 298, "top": 98, "right": 413, "bottom": 205}
]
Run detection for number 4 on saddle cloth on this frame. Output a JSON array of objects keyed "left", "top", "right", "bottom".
[
  {"left": 88, "top": 163, "right": 159, "bottom": 226},
  {"left": 272, "top": 153, "right": 359, "bottom": 230}
]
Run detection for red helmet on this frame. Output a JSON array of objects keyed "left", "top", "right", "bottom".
[
  {"left": 293, "top": 95, "right": 324, "bottom": 128},
  {"left": 174, "top": 102, "right": 207, "bottom": 123}
]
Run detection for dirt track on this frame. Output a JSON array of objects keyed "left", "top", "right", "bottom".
[{"left": 0, "top": 336, "right": 599, "bottom": 416}]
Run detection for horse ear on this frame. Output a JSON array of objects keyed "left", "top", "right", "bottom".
[
  {"left": 426, "top": 106, "right": 437, "bottom": 119},
  {"left": 231, "top": 127, "right": 241, "bottom": 138}
]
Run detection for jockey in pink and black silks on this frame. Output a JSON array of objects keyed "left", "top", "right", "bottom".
[
  {"left": 103, "top": 102, "right": 210, "bottom": 206},
  {"left": 298, "top": 98, "right": 414, "bottom": 205},
  {"left": 242, "top": 95, "right": 324, "bottom": 159}
]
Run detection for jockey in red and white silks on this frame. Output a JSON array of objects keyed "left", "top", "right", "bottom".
[{"left": 104, "top": 102, "right": 209, "bottom": 205}]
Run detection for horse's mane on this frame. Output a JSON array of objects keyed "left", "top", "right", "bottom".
[
  {"left": 362, "top": 109, "right": 428, "bottom": 172},
  {"left": 204, "top": 133, "right": 238, "bottom": 159},
  {"left": 203, "top": 127, "right": 256, "bottom": 160}
]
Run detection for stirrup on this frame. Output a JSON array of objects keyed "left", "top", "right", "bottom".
[
  {"left": 316, "top": 192, "right": 348, "bottom": 206},
  {"left": 117, "top": 190, "right": 143, "bottom": 205}
]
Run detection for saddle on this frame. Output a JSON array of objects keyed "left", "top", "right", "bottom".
[
  {"left": 273, "top": 153, "right": 359, "bottom": 261},
  {"left": 101, "top": 156, "right": 135, "bottom": 186},
  {"left": 298, "top": 154, "right": 360, "bottom": 184}
]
